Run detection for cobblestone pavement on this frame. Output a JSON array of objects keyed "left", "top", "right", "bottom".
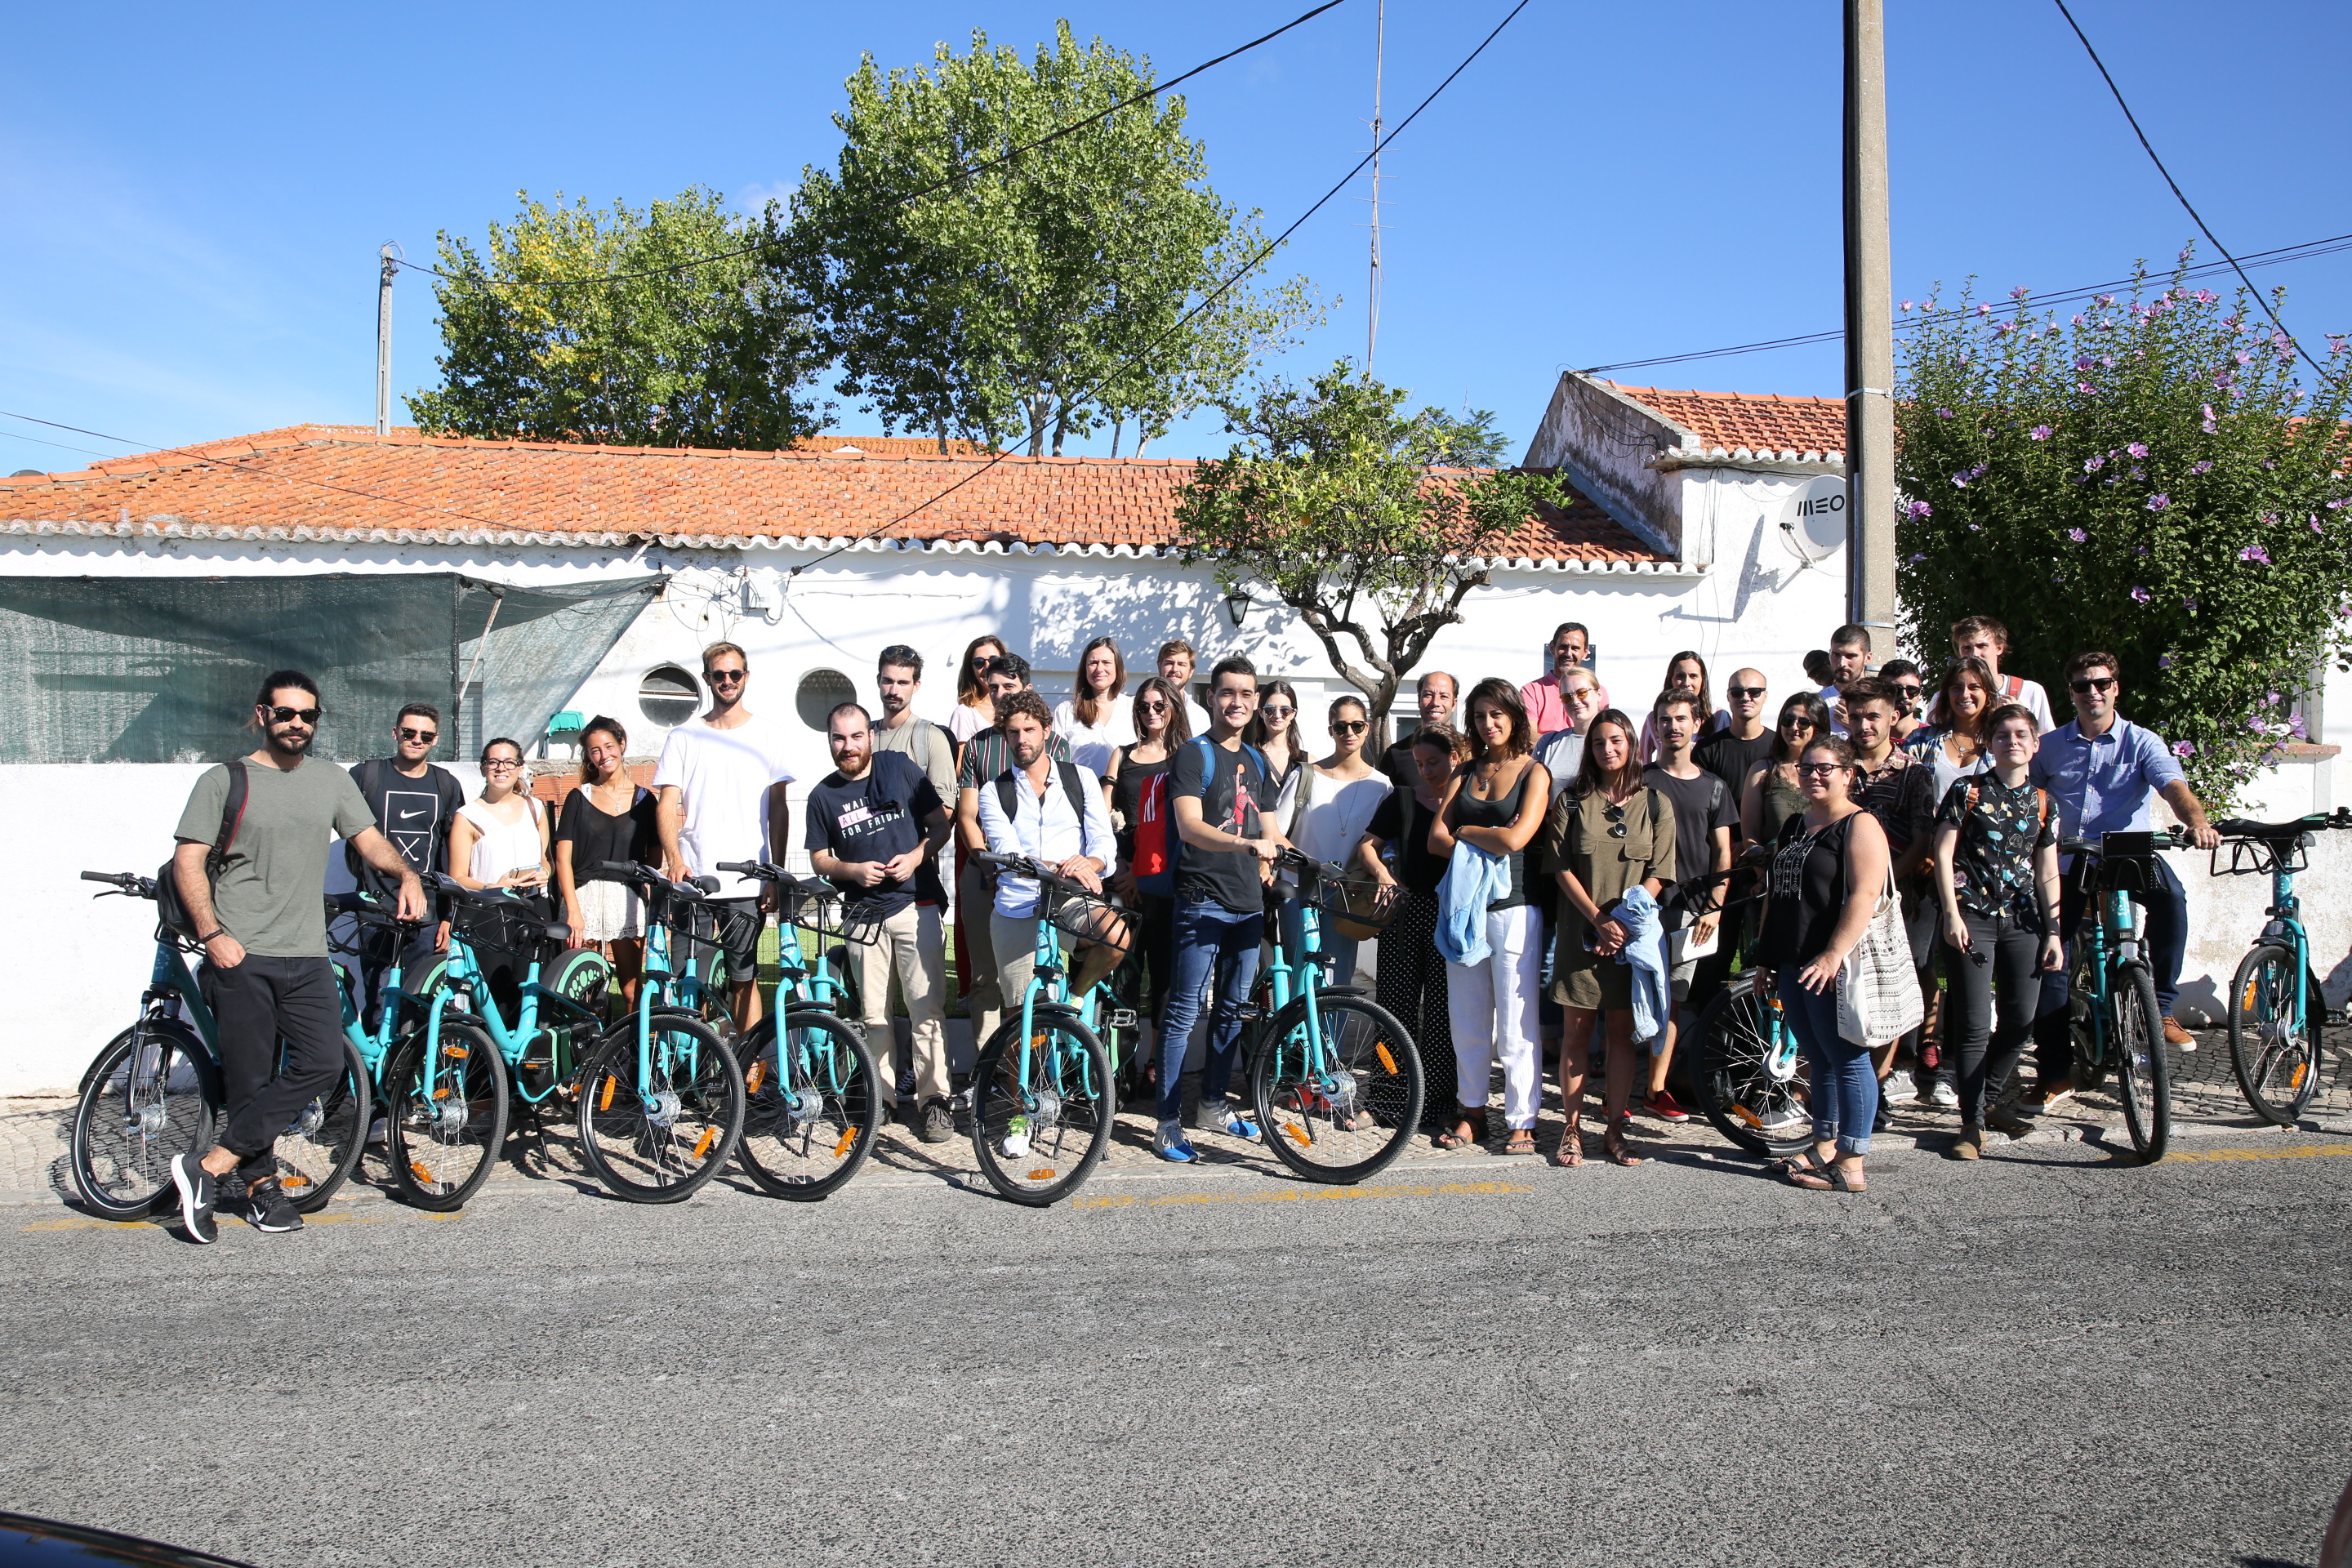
[{"left": 10, "top": 1019, "right": 2345, "bottom": 1208}]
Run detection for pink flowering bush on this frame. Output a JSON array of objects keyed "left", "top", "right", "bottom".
[{"left": 1895, "top": 252, "right": 2352, "bottom": 804}]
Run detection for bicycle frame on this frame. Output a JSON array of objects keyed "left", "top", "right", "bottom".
[
  {"left": 752, "top": 888, "right": 863, "bottom": 1105},
  {"left": 2257, "top": 851, "right": 2313, "bottom": 1036},
  {"left": 2069, "top": 879, "right": 2142, "bottom": 1075},
  {"left": 1009, "top": 899, "right": 1106, "bottom": 1102}
]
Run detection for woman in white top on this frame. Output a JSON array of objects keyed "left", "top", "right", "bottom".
[
  {"left": 947, "top": 634, "right": 1009, "bottom": 747},
  {"left": 1902, "top": 656, "right": 1997, "bottom": 800},
  {"left": 1053, "top": 635, "right": 1135, "bottom": 776},
  {"left": 449, "top": 737, "right": 552, "bottom": 893},
  {"left": 1283, "top": 694, "right": 1393, "bottom": 986}
]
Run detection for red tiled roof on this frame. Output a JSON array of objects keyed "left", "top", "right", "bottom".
[
  {"left": 791, "top": 433, "right": 994, "bottom": 456},
  {"left": 1605, "top": 382, "right": 1847, "bottom": 457},
  {"left": 0, "top": 424, "right": 1664, "bottom": 564}
]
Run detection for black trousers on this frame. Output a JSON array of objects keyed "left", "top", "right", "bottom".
[
  {"left": 354, "top": 920, "right": 439, "bottom": 1034},
  {"left": 1377, "top": 889, "right": 1454, "bottom": 1120},
  {"left": 1947, "top": 909, "right": 2044, "bottom": 1125},
  {"left": 201, "top": 955, "right": 348, "bottom": 1184}
]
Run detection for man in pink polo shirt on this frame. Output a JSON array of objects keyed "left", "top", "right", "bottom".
[{"left": 1520, "top": 621, "right": 1610, "bottom": 736}]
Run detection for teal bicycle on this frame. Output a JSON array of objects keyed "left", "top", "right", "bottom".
[
  {"left": 2056, "top": 828, "right": 2182, "bottom": 1164},
  {"left": 367, "top": 876, "right": 610, "bottom": 1209},
  {"left": 2216, "top": 809, "right": 2352, "bottom": 1126},
  {"left": 710, "top": 859, "right": 884, "bottom": 1200},
  {"left": 69, "top": 871, "right": 370, "bottom": 1219}
]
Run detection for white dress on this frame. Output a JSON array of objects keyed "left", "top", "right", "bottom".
[
  {"left": 1053, "top": 697, "right": 1138, "bottom": 777},
  {"left": 459, "top": 795, "right": 546, "bottom": 885}
]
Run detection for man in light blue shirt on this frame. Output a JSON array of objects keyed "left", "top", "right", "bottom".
[
  {"left": 2027, "top": 649, "right": 2220, "bottom": 1108},
  {"left": 973, "top": 690, "right": 1118, "bottom": 1011}
]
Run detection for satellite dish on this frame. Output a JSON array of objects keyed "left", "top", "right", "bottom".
[{"left": 1780, "top": 475, "right": 1847, "bottom": 564}]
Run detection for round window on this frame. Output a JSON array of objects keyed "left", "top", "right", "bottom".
[
  {"left": 796, "top": 668, "right": 856, "bottom": 731},
  {"left": 638, "top": 665, "right": 702, "bottom": 729}
]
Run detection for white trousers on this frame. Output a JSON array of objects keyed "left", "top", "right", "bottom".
[{"left": 1445, "top": 903, "right": 1544, "bottom": 1129}]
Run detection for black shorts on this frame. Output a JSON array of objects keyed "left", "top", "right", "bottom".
[{"left": 696, "top": 896, "right": 764, "bottom": 982}]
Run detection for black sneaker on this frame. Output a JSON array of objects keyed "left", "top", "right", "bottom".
[
  {"left": 244, "top": 1179, "right": 304, "bottom": 1234},
  {"left": 170, "top": 1152, "right": 218, "bottom": 1245},
  {"left": 919, "top": 1098, "right": 954, "bottom": 1145}
]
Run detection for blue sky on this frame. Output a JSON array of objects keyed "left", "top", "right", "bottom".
[{"left": 3, "top": 0, "right": 2346, "bottom": 477}]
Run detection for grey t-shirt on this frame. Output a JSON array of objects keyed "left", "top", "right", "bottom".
[
  {"left": 176, "top": 759, "right": 376, "bottom": 957},
  {"left": 871, "top": 714, "right": 956, "bottom": 805}
]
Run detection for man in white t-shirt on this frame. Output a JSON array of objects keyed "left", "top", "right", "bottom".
[
  {"left": 1156, "top": 639, "right": 1215, "bottom": 739},
  {"left": 655, "top": 641, "right": 796, "bottom": 1031}
]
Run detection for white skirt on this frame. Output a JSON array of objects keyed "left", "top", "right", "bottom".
[{"left": 576, "top": 878, "right": 646, "bottom": 942}]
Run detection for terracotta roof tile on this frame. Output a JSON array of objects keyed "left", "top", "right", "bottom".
[
  {"left": 1605, "top": 382, "right": 1847, "bottom": 457},
  {"left": 0, "top": 425, "right": 1664, "bottom": 564}
]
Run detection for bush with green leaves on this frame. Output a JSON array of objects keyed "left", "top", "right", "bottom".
[{"left": 1895, "top": 255, "right": 2352, "bottom": 807}]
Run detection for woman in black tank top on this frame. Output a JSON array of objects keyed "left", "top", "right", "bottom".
[{"left": 1104, "top": 679, "right": 1187, "bottom": 1096}]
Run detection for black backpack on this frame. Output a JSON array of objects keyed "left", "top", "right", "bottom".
[
  {"left": 994, "top": 760, "right": 1093, "bottom": 830},
  {"left": 157, "top": 759, "right": 247, "bottom": 939}
]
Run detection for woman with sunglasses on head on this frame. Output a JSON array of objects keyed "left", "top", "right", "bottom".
[
  {"left": 1638, "top": 650, "right": 1731, "bottom": 762},
  {"left": 1281, "top": 695, "right": 1392, "bottom": 987},
  {"left": 1104, "top": 675, "right": 1192, "bottom": 1098},
  {"left": 1757, "top": 735, "right": 1892, "bottom": 1193},
  {"left": 1430, "top": 679, "right": 1552, "bottom": 1157},
  {"left": 1902, "top": 656, "right": 1998, "bottom": 801},
  {"left": 947, "top": 634, "right": 1010, "bottom": 755},
  {"left": 1741, "top": 691, "right": 1832, "bottom": 856},
  {"left": 1539, "top": 708, "right": 1674, "bottom": 1165},
  {"left": 555, "top": 715, "right": 659, "bottom": 1004}
]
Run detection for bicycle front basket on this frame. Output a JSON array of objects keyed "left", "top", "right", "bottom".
[
  {"left": 2096, "top": 830, "right": 2161, "bottom": 894},
  {"left": 1050, "top": 893, "right": 1134, "bottom": 970},
  {"left": 1317, "top": 873, "right": 1399, "bottom": 941}
]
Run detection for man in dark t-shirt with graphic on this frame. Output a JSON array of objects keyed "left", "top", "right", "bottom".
[
  {"left": 1154, "top": 655, "right": 1286, "bottom": 1163},
  {"left": 1644, "top": 693, "right": 1739, "bottom": 1118},
  {"left": 807, "top": 702, "right": 953, "bottom": 1141},
  {"left": 347, "top": 702, "right": 465, "bottom": 1029}
]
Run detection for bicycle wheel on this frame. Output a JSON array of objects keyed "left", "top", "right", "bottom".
[
  {"left": 576, "top": 1016, "right": 744, "bottom": 1202},
  {"left": 2228, "top": 943, "right": 2321, "bottom": 1126},
  {"left": 2111, "top": 962, "right": 2172, "bottom": 1163},
  {"left": 273, "top": 1036, "right": 369, "bottom": 1213},
  {"left": 969, "top": 1013, "right": 1112, "bottom": 1206},
  {"left": 1690, "top": 973, "right": 1812, "bottom": 1160},
  {"left": 70, "top": 1020, "right": 220, "bottom": 1220},
  {"left": 1251, "top": 991, "right": 1423, "bottom": 1183},
  {"left": 381, "top": 1019, "right": 510, "bottom": 1211},
  {"left": 732, "top": 1009, "right": 882, "bottom": 1201}
]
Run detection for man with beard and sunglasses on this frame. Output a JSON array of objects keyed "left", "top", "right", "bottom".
[
  {"left": 168, "top": 670, "right": 425, "bottom": 1242},
  {"left": 345, "top": 702, "right": 463, "bottom": 1031}
]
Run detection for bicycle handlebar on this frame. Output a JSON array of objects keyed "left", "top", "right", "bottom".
[
  {"left": 80, "top": 870, "right": 155, "bottom": 899},
  {"left": 2056, "top": 826, "right": 2189, "bottom": 859},
  {"left": 973, "top": 849, "right": 1124, "bottom": 906},
  {"left": 2215, "top": 808, "right": 2352, "bottom": 839},
  {"left": 590, "top": 861, "right": 717, "bottom": 903},
  {"left": 712, "top": 860, "right": 839, "bottom": 902}
]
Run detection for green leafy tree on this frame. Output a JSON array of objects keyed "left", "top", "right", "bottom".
[
  {"left": 1175, "top": 361, "right": 1572, "bottom": 720},
  {"left": 786, "top": 22, "right": 1319, "bottom": 457},
  {"left": 1895, "top": 256, "right": 2352, "bottom": 806},
  {"left": 410, "top": 188, "right": 827, "bottom": 448}
]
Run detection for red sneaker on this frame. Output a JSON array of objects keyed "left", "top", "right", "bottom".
[{"left": 1646, "top": 1089, "right": 1691, "bottom": 1124}]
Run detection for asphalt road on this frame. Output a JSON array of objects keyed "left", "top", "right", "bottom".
[{"left": 3, "top": 1135, "right": 2348, "bottom": 1568}]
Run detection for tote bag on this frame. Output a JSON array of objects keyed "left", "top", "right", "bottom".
[{"left": 1836, "top": 852, "right": 1925, "bottom": 1048}]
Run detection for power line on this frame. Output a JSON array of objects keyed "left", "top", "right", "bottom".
[
  {"left": 2050, "top": 0, "right": 2336, "bottom": 385},
  {"left": 1575, "top": 229, "right": 2352, "bottom": 378},
  {"left": 396, "top": 0, "right": 1351, "bottom": 292},
  {"left": 786, "top": 0, "right": 1539, "bottom": 576}
]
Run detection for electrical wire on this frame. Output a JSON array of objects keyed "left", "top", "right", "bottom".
[
  {"left": 784, "top": 0, "right": 1539, "bottom": 577},
  {"left": 2049, "top": 0, "right": 2336, "bottom": 385},
  {"left": 1575, "top": 229, "right": 2352, "bottom": 378},
  {"left": 395, "top": 0, "right": 1351, "bottom": 292}
]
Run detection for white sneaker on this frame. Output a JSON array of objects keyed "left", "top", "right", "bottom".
[
  {"left": 1929, "top": 1080, "right": 1960, "bottom": 1108},
  {"left": 1881, "top": 1071, "right": 1914, "bottom": 1103}
]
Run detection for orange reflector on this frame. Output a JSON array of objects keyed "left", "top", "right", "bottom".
[
  {"left": 443, "top": 1045, "right": 469, "bottom": 1059},
  {"left": 1284, "top": 1122, "right": 1310, "bottom": 1147},
  {"left": 1732, "top": 1104, "right": 1762, "bottom": 1129},
  {"left": 432, "top": 1086, "right": 451, "bottom": 1100},
  {"left": 831, "top": 1128, "right": 857, "bottom": 1159},
  {"left": 283, "top": 1174, "right": 310, "bottom": 1190},
  {"left": 692, "top": 1126, "right": 717, "bottom": 1160},
  {"left": 1375, "top": 1044, "right": 1399, "bottom": 1075},
  {"left": 1027, "top": 1169, "right": 1056, "bottom": 1181},
  {"left": 745, "top": 1061, "right": 767, "bottom": 1094},
  {"left": 599, "top": 1076, "right": 617, "bottom": 1112},
  {"left": 409, "top": 1161, "right": 433, "bottom": 1185},
  {"left": 2292, "top": 1063, "right": 2310, "bottom": 1089}
]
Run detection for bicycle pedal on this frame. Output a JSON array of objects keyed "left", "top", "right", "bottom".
[
  {"left": 1232, "top": 1004, "right": 1267, "bottom": 1022},
  {"left": 1103, "top": 1009, "right": 1138, "bottom": 1031}
]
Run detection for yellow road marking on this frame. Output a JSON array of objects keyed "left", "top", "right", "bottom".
[
  {"left": 2167, "top": 1144, "right": 2352, "bottom": 1163},
  {"left": 1073, "top": 1180, "right": 1530, "bottom": 1210}
]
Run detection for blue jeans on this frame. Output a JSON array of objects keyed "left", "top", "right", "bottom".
[
  {"left": 1276, "top": 898, "right": 1357, "bottom": 987},
  {"left": 1158, "top": 900, "right": 1266, "bottom": 1123},
  {"left": 1778, "top": 970, "right": 1877, "bottom": 1156}
]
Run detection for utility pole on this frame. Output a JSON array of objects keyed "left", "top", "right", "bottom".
[
  {"left": 376, "top": 243, "right": 399, "bottom": 437},
  {"left": 1842, "top": 0, "right": 1896, "bottom": 643},
  {"left": 1365, "top": 0, "right": 1384, "bottom": 376}
]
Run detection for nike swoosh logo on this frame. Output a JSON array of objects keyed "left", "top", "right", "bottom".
[{"left": 399, "top": 809, "right": 425, "bottom": 820}]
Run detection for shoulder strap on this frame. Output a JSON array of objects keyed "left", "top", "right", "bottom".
[
  {"left": 993, "top": 768, "right": 1018, "bottom": 824},
  {"left": 209, "top": 760, "right": 248, "bottom": 876},
  {"left": 1055, "top": 761, "right": 1089, "bottom": 823}
]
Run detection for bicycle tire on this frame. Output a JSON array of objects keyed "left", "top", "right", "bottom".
[
  {"left": 576, "top": 1015, "right": 744, "bottom": 1203},
  {"left": 1690, "top": 973, "right": 1812, "bottom": 1160},
  {"left": 381, "top": 1018, "right": 510, "bottom": 1211},
  {"left": 2228, "top": 942, "right": 2321, "bottom": 1126},
  {"left": 732, "top": 1009, "right": 882, "bottom": 1201},
  {"left": 2112, "top": 962, "right": 2172, "bottom": 1163},
  {"left": 69, "top": 1019, "right": 220, "bottom": 1220},
  {"left": 274, "top": 1036, "right": 370, "bottom": 1213},
  {"left": 1250, "top": 991, "right": 1423, "bottom": 1184},
  {"left": 969, "top": 1012, "right": 1113, "bottom": 1207}
]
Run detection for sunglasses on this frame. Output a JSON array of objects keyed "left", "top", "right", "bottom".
[
  {"left": 2069, "top": 675, "right": 2117, "bottom": 694},
  {"left": 1260, "top": 706, "right": 1294, "bottom": 719},
  {"left": 265, "top": 705, "right": 321, "bottom": 725},
  {"left": 398, "top": 726, "right": 438, "bottom": 743},
  {"left": 1797, "top": 761, "right": 1846, "bottom": 777},
  {"left": 705, "top": 668, "right": 746, "bottom": 685},
  {"left": 1138, "top": 699, "right": 1169, "bottom": 713},
  {"left": 1727, "top": 685, "right": 1766, "bottom": 700},
  {"left": 1779, "top": 715, "right": 1816, "bottom": 730},
  {"left": 1331, "top": 719, "right": 1370, "bottom": 735},
  {"left": 1894, "top": 684, "right": 1922, "bottom": 700},
  {"left": 1602, "top": 801, "right": 1629, "bottom": 840}
]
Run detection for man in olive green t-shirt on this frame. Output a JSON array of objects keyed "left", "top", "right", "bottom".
[{"left": 167, "top": 670, "right": 424, "bottom": 1244}]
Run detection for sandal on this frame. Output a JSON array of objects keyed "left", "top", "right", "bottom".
[
  {"left": 1502, "top": 1129, "right": 1538, "bottom": 1157},
  {"left": 1552, "top": 1115, "right": 1584, "bottom": 1167},
  {"left": 1603, "top": 1114, "right": 1645, "bottom": 1167},
  {"left": 1432, "top": 1107, "right": 1482, "bottom": 1151},
  {"left": 1788, "top": 1158, "right": 1868, "bottom": 1193},
  {"left": 1764, "top": 1145, "right": 1833, "bottom": 1179}
]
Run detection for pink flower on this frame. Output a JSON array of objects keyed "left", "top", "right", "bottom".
[
  {"left": 2147, "top": 494, "right": 2170, "bottom": 511},
  {"left": 2084, "top": 456, "right": 2105, "bottom": 472},
  {"left": 2191, "top": 461, "right": 2212, "bottom": 474},
  {"left": 2131, "top": 586, "right": 2152, "bottom": 603},
  {"left": 2009, "top": 285, "right": 2029, "bottom": 300},
  {"left": 2068, "top": 528, "right": 2088, "bottom": 541},
  {"left": 1907, "top": 500, "right": 1932, "bottom": 519},
  {"left": 1899, "top": 299, "right": 1914, "bottom": 312},
  {"left": 2029, "top": 425, "right": 2053, "bottom": 441},
  {"left": 2238, "top": 544, "right": 2270, "bottom": 564},
  {"left": 1977, "top": 303, "right": 1993, "bottom": 316},
  {"left": 2172, "top": 740, "right": 2196, "bottom": 758},
  {"left": 2195, "top": 289, "right": 2217, "bottom": 304},
  {"left": 1935, "top": 408, "right": 1954, "bottom": 419},
  {"left": 2127, "top": 442, "right": 2149, "bottom": 458}
]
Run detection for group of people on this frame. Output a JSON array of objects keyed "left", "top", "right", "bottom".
[{"left": 158, "top": 609, "right": 2222, "bottom": 1238}]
